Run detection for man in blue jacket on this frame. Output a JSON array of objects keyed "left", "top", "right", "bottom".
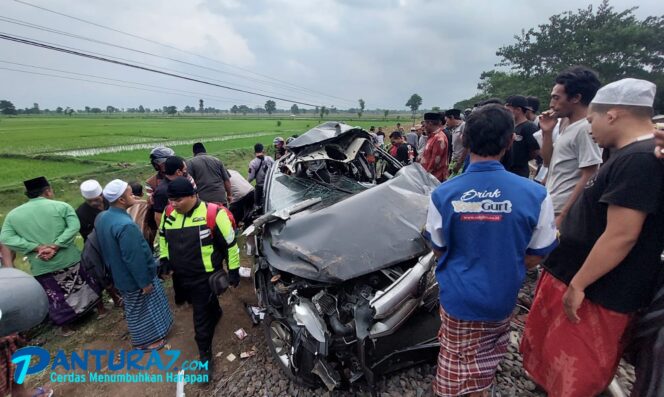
[
  {"left": 96, "top": 179, "right": 173, "bottom": 350},
  {"left": 425, "top": 104, "right": 557, "bottom": 397}
]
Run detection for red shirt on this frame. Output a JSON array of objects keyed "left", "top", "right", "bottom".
[{"left": 421, "top": 129, "right": 449, "bottom": 182}]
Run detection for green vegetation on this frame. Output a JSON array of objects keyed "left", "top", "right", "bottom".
[{"left": 454, "top": 1, "right": 664, "bottom": 112}]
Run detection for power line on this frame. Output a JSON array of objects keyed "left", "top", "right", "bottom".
[
  {"left": 0, "top": 15, "right": 335, "bottom": 105},
  {"left": 0, "top": 32, "right": 324, "bottom": 107},
  {"left": 12, "top": 0, "right": 356, "bottom": 104},
  {"left": 0, "top": 66, "right": 241, "bottom": 104},
  {"left": 0, "top": 31, "right": 322, "bottom": 106},
  {"left": 0, "top": 59, "right": 258, "bottom": 104}
]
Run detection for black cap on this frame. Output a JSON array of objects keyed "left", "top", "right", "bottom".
[
  {"left": 167, "top": 177, "right": 196, "bottom": 198},
  {"left": 423, "top": 112, "right": 442, "bottom": 121},
  {"left": 24, "top": 176, "right": 49, "bottom": 192},
  {"left": 254, "top": 143, "right": 264, "bottom": 154},
  {"left": 445, "top": 109, "right": 462, "bottom": 119},
  {"left": 526, "top": 96, "right": 540, "bottom": 113},
  {"left": 389, "top": 130, "right": 403, "bottom": 139},
  {"left": 193, "top": 142, "right": 206, "bottom": 155},
  {"left": 505, "top": 95, "right": 530, "bottom": 111}
]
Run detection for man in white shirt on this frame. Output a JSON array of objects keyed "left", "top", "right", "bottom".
[{"left": 540, "top": 66, "right": 603, "bottom": 226}]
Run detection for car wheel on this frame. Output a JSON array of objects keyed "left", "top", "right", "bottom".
[{"left": 263, "top": 314, "right": 318, "bottom": 387}]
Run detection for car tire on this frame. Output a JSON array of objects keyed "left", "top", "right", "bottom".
[{"left": 263, "top": 314, "right": 319, "bottom": 388}]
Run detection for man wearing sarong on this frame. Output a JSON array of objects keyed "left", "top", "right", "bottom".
[
  {"left": 420, "top": 112, "right": 450, "bottom": 182},
  {"left": 96, "top": 179, "right": 173, "bottom": 350},
  {"left": 0, "top": 177, "right": 104, "bottom": 336},
  {"left": 425, "top": 105, "right": 558, "bottom": 397},
  {"left": 521, "top": 78, "right": 664, "bottom": 397}
]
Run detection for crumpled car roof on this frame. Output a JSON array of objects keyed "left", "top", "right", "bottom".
[
  {"left": 262, "top": 164, "right": 439, "bottom": 283},
  {"left": 286, "top": 121, "right": 369, "bottom": 152}
]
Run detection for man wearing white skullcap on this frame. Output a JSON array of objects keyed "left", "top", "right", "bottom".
[
  {"left": 522, "top": 78, "right": 664, "bottom": 397},
  {"left": 76, "top": 179, "right": 108, "bottom": 242},
  {"left": 95, "top": 179, "right": 173, "bottom": 350}
]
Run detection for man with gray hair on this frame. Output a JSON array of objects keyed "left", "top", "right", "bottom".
[{"left": 522, "top": 78, "right": 664, "bottom": 397}]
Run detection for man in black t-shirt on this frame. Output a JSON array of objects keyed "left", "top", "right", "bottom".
[
  {"left": 388, "top": 130, "right": 415, "bottom": 166},
  {"left": 503, "top": 95, "right": 540, "bottom": 177},
  {"left": 521, "top": 78, "right": 664, "bottom": 397}
]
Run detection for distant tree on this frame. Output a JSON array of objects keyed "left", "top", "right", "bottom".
[
  {"left": 199, "top": 99, "right": 204, "bottom": 114},
  {"left": 85, "top": 106, "right": 91, "bottom": 113},
  {"left": 65, "top": 107, "right": 74, "bottom": 117},
  {"left": 165, "top": 106, "right": 177, "bottom": 115},
  {"left": 265, "top": 100, "right": 276, "bottom": 115},
  {"left": 231, "top": 105, "right": 239, "bottom": 115},
  {"left": 56, "top": 106, "right": 63, "bottom": 114},
  {"left": 138, "top": 105, "right": 145, "bottom": 113},
  {"left": 106, "top": 106, "right": 116, "bottom": 113},
  {"left": 90, "top": 107, "right": 102, "bottom": 114},
  {"left": 238, "top": 105, "right": 250, "bottom": 115},
  {"left": 456, "top": 1, "right": 664, "bottom": 112},
  {"left": 405, "top": 94, "right": 422, "bottom": 118},
  {"left": 0, "top": 100, "right": 17, "bottom": 115},
  {"left": 384, "top": 109, "right": 389, "bottom": 120},
  {"left": 314, "top": 106, "right": 319, "bottom": 115},
  {"left": 358, "top": 98, "right": 365, "bottom": 118},
  {"left": 183, "top": 106, "right": 196, "bottom": 113},
  {"left": 319, "top": 106, "right": 326, "bottom": 119},
  {"left": 290, "top": 104, "right": 299, "bottom": 114},
  {"left": 31, "top": 103, "right": 40, "bottom": 114},
  {"left": 431, "top": 106, "right": 441, "bottom": 112}
]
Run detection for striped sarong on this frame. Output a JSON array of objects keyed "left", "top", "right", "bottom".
[
  {"left": 122, "top": 277, "right": 173, "bottom": 347},
  {"left": 433, "top": 306, "right": 510, "bottom": 397},
  {"left": 35, "top": 262, "right": 101, "bottom": 326}
]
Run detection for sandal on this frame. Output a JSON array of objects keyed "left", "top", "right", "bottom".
[
  {"left": 32, "top": 386, "right": 54, "bottom": 397},
  {"left": 138, "top": 339, "right": 167, "bottom": 351}
]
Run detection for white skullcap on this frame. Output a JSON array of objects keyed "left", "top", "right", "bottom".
[
  {"left": 591, "top": 78, "right": 656, "bottom": 107},
  {"left": 103, "top": 179, "right": 128, "bottom": 203},
  {"left": 80, "top": 179, "right": 102, "bottom": 199}
]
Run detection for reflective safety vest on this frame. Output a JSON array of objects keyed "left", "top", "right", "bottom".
[{"left": 159, "top": 200, "right": 240, "bottom": 278}]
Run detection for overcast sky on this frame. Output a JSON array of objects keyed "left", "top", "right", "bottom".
[{"left": 1, "top": 0, "right": 661, "bottom": 111}]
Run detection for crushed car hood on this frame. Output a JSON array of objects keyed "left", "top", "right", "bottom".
[
  {"left": 262, "top": 164, "right": 439, "bottom": 283},
  {"left": 287, "top": 122, "right": 370, "bottom": 152}
]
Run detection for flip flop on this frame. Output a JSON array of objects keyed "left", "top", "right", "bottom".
[
  {"left": 138, "top": 339, "right": 167, "bottom": 351},
  {"left": 32, "top": 386, "right": 54, "bottom": 397}
]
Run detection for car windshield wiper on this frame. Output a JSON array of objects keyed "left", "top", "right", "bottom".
[{"left": 252, "top": 197, "right": 323, "bottom": 229}]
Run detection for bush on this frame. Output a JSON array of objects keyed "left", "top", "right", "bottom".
[{"left": 276, "top": 120, "right": 282, "bottom": 127}]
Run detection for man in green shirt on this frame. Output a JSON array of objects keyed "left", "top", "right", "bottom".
[{"left": 0, "top": 177, "right": 104, "bottom": 335}]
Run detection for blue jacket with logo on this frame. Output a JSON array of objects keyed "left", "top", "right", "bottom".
[{"left": 425, "top": 160, "right": 557, "bottom": 321}]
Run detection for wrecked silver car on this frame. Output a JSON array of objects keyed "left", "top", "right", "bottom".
[{"left": 249, "top": 122, "right": 441, "bottom": 391}]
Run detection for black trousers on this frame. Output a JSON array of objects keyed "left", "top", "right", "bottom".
[
  {"left": 229, "top": 192, "right": 255, "bottom": 226},
  {"left": 181, "top": 275, "right": 222, "bottom": 355}
]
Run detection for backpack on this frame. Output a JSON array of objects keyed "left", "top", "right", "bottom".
[
  {"left": 164, "top": 202, "right": 236, "bottom": 236},
  {"left": 80, "top": 220, "right": 113, "bottom": 290}
]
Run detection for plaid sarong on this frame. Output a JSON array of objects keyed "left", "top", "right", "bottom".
[
  {"left": 0, "top": 334, "right": 24, "bottom": 396},
  {"left": 433, "top": 306, "right": 510, "bottom": 396},
  {"left": 35, "top": 262, "right": 101, "bottom": 326},
  {"left": 122, "top": 277, "right": 173, "bottom": 347}
]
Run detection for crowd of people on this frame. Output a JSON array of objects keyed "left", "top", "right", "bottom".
[
  {"left": 0, "top": 140, "right": 268, "bottom": 395},
  {"left": 1, "top": 66, "right": 664, "bottom": 397},
  {"left": 424, "top": 69, "right": 664, "bottom": 397}
]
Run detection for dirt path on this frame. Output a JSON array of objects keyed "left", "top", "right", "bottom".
[{"left": 26, "top": 248, "right": 260, "bottom": 397}]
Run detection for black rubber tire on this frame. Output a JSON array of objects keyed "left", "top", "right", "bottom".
[{"left": 263, "top": 314, "right": 319, "bottom": 388}]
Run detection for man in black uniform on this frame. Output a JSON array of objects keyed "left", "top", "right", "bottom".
[{"left": 159, "top": 177, "right": 240, "bottom": 382}]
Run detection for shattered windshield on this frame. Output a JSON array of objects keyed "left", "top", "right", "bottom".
[{"left": 266, "top": 172, "right": 368, "bottom": 213}]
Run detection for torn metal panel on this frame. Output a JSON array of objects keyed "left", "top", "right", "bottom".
[{"left": 262, "top": 164, "right": 439, "bottom": 282}]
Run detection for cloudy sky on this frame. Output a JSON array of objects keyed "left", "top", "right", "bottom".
[{"left": 1, "top": 0, "right": 660, "bottom": 111}]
